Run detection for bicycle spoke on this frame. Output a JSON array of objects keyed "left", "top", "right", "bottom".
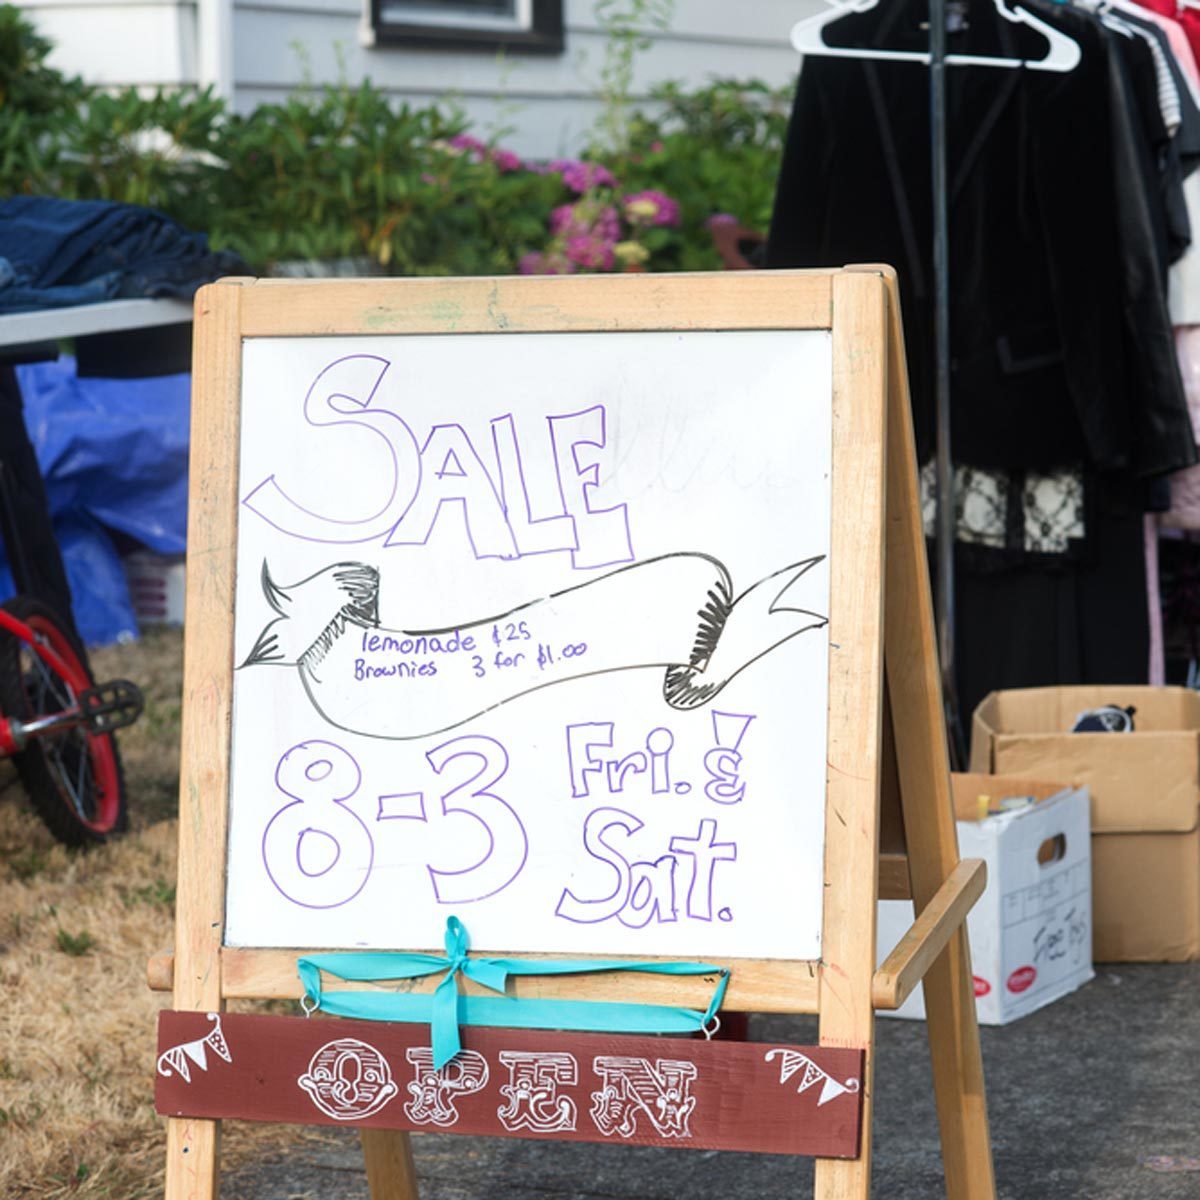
[{"left": 4, "top": 602, "right": 127, "bottom": 843}]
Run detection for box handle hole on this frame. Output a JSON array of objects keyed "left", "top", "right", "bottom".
[{"left": 1037, "top": 834, "right": 1066, "bottom": 866}]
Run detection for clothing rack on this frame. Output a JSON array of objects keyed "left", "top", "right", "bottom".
[
  {"left": 788, "top": 0, "right": 1082, "bottom": 764},
  {"left": 929, "top": 0, "right": 964, "bottom": 764}
]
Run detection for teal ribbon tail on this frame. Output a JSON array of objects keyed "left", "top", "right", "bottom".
[{"left": 299, "top": 915, "right": 731, "bottom": 1070}]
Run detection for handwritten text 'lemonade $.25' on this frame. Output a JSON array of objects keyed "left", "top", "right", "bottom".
[
  {"left": 353, "top": 622, "right": 588, "bottom": 683},
  {"left": 259, "top": 717, "right": 751, "bottom": 927},
  {"left": 243, "top": 354, "right": 635, "bottom": 568}
]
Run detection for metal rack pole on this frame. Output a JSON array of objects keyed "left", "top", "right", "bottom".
[{"left": 929, "top": 0, "right": 966, "bottom": 766}]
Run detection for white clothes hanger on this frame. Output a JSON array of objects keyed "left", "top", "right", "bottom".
[{"left": 791, "top": 0, "right": 1082, "bottom": 72}]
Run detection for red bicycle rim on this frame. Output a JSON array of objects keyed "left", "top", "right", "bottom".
[{"left": 23, "top": 613, "right": 121, "bottom": 835}]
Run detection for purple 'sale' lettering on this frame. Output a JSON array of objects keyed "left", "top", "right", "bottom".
[
  {"left": 244, "top": 362, "right": 635, "bottom": 566},
  {"left": 243, "top": 355, "right": 421, "bottom": 544},
  {"left": 385, "top": 424, "right": 518, "bottom": 558},
  {"left": 491, "top": 414, "right": 578, "bottom": 556},
  {"left": 548, "top": 407, "right": 634, "bottom": 568}
]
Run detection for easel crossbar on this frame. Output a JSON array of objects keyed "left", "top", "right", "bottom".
[
  {"left": 148, "top": 949, "right": 822, "bottom": 1014},
  {"left": 872, "top": 857, "right": 986, "bottom": 1010}
]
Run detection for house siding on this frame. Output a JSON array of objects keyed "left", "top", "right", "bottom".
[{"left": 16, "top": 0, "right": 813, "bottom": 156}]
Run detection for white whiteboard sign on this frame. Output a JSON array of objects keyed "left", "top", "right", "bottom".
[{"left": 224, "top": 329, "right": 833, "bottom": 960}]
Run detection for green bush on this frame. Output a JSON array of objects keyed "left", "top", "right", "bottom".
[
  {"left": 615, "top": 78, "right": 792, "bottom": 270},
  {"left": 206, "top": 91, "right": 565, "bottom": 274},
  {"left": 0, "top": 6, "right": 84, "bottom": 192},
  {"left": 0, "top": 3, "right": 790, "bottom": 276}
]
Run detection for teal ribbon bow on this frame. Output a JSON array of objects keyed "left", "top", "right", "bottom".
[{"left": 298, "top": 916, "right": 731, "bottom": 1069}]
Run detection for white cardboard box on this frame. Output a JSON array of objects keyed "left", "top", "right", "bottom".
[
  {"left": 123, "top": 551, "right": 186, "bottom": 626},
  {"left": 877, "top": 774, "right": 1093, "bottom": 1025}
]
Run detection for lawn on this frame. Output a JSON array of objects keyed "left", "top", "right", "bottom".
[{"left": 0, "top": 626, "right": 292, "bottom": 1198}]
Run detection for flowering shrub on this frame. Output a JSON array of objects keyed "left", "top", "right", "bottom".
[
  {"left": 514, "top": 79, "right": 790, "bottom": 276},
  {"left": 623, "top": 189, "right": 679, "bottom": 228},
  {"left": 0, "top": 5, "right": 790, "bottom": 276},
  {"left": 517, "top": 174, "right": 681, "bottom": 276}
]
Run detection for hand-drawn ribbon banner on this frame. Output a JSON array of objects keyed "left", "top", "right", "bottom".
[
  {"left": 243, "top": 553, "right": 828, "bottom": 741},
  {"left": 156, "top": 1011, "right": 863, "bottom": 1158}
]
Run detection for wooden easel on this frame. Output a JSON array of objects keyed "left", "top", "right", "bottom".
[{"left": 149, "top": 265, "right": 995, "bottom": 1198}]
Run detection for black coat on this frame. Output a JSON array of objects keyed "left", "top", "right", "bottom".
[{"left": 766, "top": 0, "right": 1196, "bottom": 478}]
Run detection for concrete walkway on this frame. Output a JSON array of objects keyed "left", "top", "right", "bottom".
[{"left": 223, "top": 963, "right": 1199, "bottom": 1199}]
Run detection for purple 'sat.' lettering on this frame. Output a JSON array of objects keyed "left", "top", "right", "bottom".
[{"left": 555, "top": 809, "right": 737, "bottom": 929}]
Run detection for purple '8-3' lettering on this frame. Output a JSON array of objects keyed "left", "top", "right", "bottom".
[
  {"left": 423, "top": 736, "right": 529, "bottom": 903},
  {"left": 262, "top": 740, "right": 375, "bottom": 908}
]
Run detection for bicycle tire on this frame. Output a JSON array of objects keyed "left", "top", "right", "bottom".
[{"left": 0, "top": 596, "right": 128, "bottom": 845}]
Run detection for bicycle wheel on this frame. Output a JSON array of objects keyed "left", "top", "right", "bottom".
[{"left": 0, "top": 596, "right": 127, "bottom": 845}]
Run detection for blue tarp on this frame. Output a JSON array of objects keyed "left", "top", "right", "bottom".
[{"left": 1, "top": 358, "right": 190, "bottom": 645}]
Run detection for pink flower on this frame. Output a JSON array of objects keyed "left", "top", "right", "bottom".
[
  {"left": 550, "top": 202, "right": 620, "bottom": 243},
  {"left": 519, "top": 250, "right": 577, "bottom": 275},
  {"left": 594, "top": 204, "right": 621, "bottom": 242},
  {"left": 552, "top": 159, "right": 618, "bottom": 194},
  {"left": 449, "top": 133, "right": 487, "bottom": 159},
  {"left": 623, "top": 189, "right": 680, "bottom": 228},
  {"left": 550, "top": 204, "right": 580, "bottom": 236},
  {"left": 491, "top": 147, "right": 523, "bottom": 173},
  {"left": 564, "top": 234, "right": 615, "bottom": 271},
  {"left": 649, "top": 140, "right": 664, "bottom": 153}
]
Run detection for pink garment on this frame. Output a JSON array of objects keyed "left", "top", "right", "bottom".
[
  {"left": 1161, "top": 327, "right": 1200, "bottom": 528},
  {"left": 1157, "top": 327, "right": 1200, "bottom": 682},
  {"left": 1146, "top": 514, "right": 1165, "bottom": 684},
  {"left": 1131, "top": 3, "right": 1200, "bottom": 95},
  {"left": 1137, "top": 0, "right": 1200, "bottom": 73},
  {"left": 1140, "top": 12, "right": 1200, "bottom": 677}
]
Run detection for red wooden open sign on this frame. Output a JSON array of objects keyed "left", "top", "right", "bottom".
[{"left": 156, "top": 1012, "right": 864, "bottom": 1159}]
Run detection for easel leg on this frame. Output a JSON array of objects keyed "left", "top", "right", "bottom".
[
  {"left": 918, "top": 927, "right": 994, "bottom": 1198},
  {"left": 813, "top": 1042, "right": 874, "bottom": 1199},
  {"left": 164, "top": 1117, "right": 220, "bottom": 1199},
  {"left": 814, "top": 271, "right": 891, "bottom": 1200},
  {"left": 871, "top": 263, "right": 996, "bottom": 1200},
  {"left": 361, "top": 1129, "right": 420, "bottom": 1200}
]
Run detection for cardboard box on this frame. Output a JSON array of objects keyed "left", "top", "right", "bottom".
[
  {"left": 123, "top": 552, "right": 186, "bottom": 626},
  {"left": 970, "top": 686, "right": 1200, "bottom": 962},
  {"left": 877, "top": 773, "right": 1094, "bottom": 1025}
]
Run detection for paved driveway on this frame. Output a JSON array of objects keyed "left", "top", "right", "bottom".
[{"left": 223, "top": 963, "right": 1199, "bottom": 1199}]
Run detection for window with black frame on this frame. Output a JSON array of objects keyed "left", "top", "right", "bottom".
[{"left": 368, "top": 0, "right": 564, "bottom": 51}]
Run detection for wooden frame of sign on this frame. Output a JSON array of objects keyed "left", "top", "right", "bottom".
[{"left": 149, "top": 265, "right": 995, "bottom": 1199}]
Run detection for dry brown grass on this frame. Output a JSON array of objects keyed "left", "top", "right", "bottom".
[{"left": 0, "top": 626, "right": 295, "bottom": 1198}]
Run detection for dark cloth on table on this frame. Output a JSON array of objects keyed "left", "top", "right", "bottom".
[{"left": 0, "top": 196, "right": 246, "bottom": 314}]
